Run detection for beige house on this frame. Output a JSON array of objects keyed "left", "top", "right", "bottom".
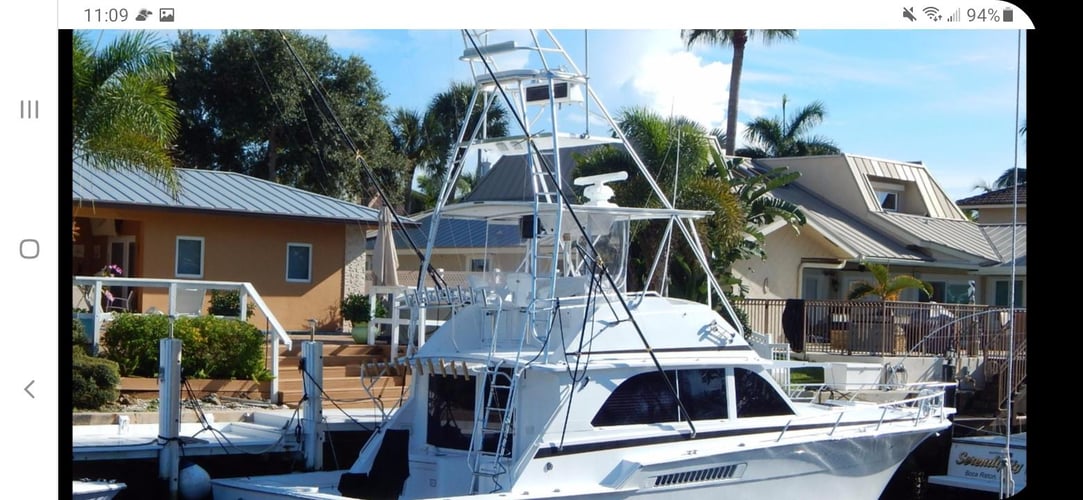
[
  {"left": 72, "top": 163, "right": 385, "bottom": 331},
  {"left": 732, "top": 154, "right": 1026, "bottom": 307}
]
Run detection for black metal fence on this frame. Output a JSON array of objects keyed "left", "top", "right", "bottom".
[{"left": 735, "top": 299, "right": 1026, "bottom": 358}]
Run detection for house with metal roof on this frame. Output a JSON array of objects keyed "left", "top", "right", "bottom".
[
  {"left": 72, "top": 162, "right": 393, "bottom": 331},
  {"left": 732, "top": 154, "right": 1026, "bottom": 307},
  {"left": 374, "top": 148, "right": 1025, "bottom": 309}
]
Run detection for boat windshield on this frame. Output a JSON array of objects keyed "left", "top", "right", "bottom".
[{"left": 468, "top": 213, "right": 629, "bottom": 293}]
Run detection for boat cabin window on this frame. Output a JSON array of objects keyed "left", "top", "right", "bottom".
[
  {"left": 591, "top": 368, "right": 728, "bottom": 426},
  {"left": 734, "top": 368, "right": 794, "bottom": 417},
  {"left": 426, "top": 371, "right": 513, "bottom": 455},
  {"left": 592, "top": 368, "right": 791, "bottom": 426}
]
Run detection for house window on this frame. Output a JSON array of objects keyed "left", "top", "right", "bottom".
[
  {"left": 470, "top": 258, "right": 490, "bottom": 272},
  {"left": 870, "top": 180, "right": 904, "bottom": 213},
  {"left": 994, "top": 280, "right": 1024, "bottom": 307},
  {"left": 175, "top": 236, "right": 204, "bottom": 278},
  {"left": 286, "top": 243, "right": 312, "bottom": 282},
  {"left": 920, "top": 281, "right": 971, "bottom": 304},
  {"left": 876, "top": 191, "right": 898, "bottom": 211}
]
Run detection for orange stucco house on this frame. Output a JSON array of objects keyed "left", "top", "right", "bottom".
[{"left": 72, "top": 163, "right": 385, "bottom": 332}]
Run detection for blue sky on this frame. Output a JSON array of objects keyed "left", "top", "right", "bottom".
[
  {"left": 338, "top": 29, "right": 1027, "bottom": 203},
  {"left": 89, "top": 28, "right": 1027, "bottom": 202}
]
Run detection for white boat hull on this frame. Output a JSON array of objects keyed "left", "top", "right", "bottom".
[
  {"left": 72, "top": 480, "right": 126, "bottom": 500},
  {"left": 928, "top": 432, "right": 1026, "bottom": 496},
  {"left": 213, "top": 426, "right": 939, "bottom": 500}
]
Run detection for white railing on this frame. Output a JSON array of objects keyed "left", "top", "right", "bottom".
[{"left": 72, "top": 276, "right": 292, "bottom": 403}]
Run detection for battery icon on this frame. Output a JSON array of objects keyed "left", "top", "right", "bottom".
[{"left": 1003, "top": 7, "right": 1013, "bottom": 22}]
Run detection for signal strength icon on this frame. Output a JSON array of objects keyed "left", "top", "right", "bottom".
[
  {"left": 923, "top": 6, "right": 942, "bottom": 21},
  {"left": 946, "top": 8, "right": 961, "bottom": 22}
]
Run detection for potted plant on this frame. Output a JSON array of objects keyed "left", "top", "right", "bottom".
[
  {"left": 845, "top": 261, "right": 933, "bottom": 354},
  {"left": 846, "top": 261, "right": 933, "bottom": 302},
  {"left": 341, "top": 293, "right": 372, "bottom": 344}
]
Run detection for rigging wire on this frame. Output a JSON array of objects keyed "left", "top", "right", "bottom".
[
  {"left": 276, "top": 30, "right": 447, "bottom": 290},
  {"left": 244, "top": 36, "right": 334, "bottom": 196},
  {"left": 1000, "top": 28, "right": 1023, "bottom": 500}
]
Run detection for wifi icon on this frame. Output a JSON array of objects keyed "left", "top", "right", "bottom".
[{"left": 923, "top": 6, "right": 942, "bottom": 21}]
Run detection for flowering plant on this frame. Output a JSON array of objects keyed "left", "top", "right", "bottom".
[
  {"left": 99, "top": 264, "right": 123, "bottom": 303},
  {"left": 77, "top": 264, "right": 123, "bottom": 307}
]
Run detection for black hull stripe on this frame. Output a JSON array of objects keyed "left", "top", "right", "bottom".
[{"left": 534, "top": 418, "right": 922, "bottom": 458}]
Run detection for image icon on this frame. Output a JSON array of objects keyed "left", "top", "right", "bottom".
[{"left": 160, "top": 8, "right": 175, "bottom": 22}]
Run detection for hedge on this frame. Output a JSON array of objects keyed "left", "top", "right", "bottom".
[{"left": 101, "top": 314, "right": 271, "bottom": 381}]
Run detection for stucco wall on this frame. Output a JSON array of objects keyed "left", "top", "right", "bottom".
[
  {"left": 733, "top": 225, "right": 842, "bottom": 300},
  {"left": 73, "top": 206, "right": 353, "bottom": 331}
]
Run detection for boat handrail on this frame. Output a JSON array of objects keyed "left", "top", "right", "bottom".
[{"left": 776, "top": 382, "right": 952, "bottom": 442}]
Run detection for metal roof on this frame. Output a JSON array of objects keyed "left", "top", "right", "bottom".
[
  {"left": 73, "top": 162, "right": 383, "bottom": 224},
  {"left": 764, "top": 181, "right": 930, "bottom": 263},
  {"left": 463, "top": 143, "right": 620, "bottom": 203},
  {"left": 876, "top": 212, "right": 1001, "bottom": 263},
  {"left": 980, "top": 223, "right": 1027, "bottom": 269},
  {"left": 368, "top": 213, "right": 523, "bottom": 250}
]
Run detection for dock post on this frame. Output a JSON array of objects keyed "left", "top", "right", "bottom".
[
  {"left": 158, "top": 335, "right": 183, "bottom": 499},
  {"left": 302, "top": 340, "right": 324, "bottom": 471}
]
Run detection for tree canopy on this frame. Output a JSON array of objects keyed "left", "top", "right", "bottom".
[
  {"left": 736, "top": 97, "right": 841, "bottom": 158},
  {"left": 170, "top": 30, "right": 407, "bottom": 205}
]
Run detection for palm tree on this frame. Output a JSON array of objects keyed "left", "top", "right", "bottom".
[
  {"left": 847, "top": 261, "right": 932, "bottom": 301},
  {"left": 390, "top": 82, "right": 510, "bottom": 211},
  {"left": 423, "top": 82, "right": 509, "bottom": 183},
  {"left": 389, "top": 107, "right": 438, "bottom": 213},
  {"left": 681, "top": 29, "right": 797, "bottom": 156},
  {"left": 718, "top": 158, "right": 806, "bottom": 265},
  {"left": 72, "top": 30, "right": 180, "bottom": 192},
  {"left": 736, "top": 97, "right": 841, "bottom": 158},
  {"left": 574, "top": 107, "right": 745, "bottom": 297},
  {"left": 974, "top": 119, "right": 1027, "bottom": 192}
]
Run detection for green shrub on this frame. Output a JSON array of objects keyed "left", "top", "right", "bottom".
[
  {"left": 100, "top": 313, "right": 170, "bottom": 376},
  {"left": 72, "top": 355, "right": 120, "bottom": 410},
  {"left": 101, "top": 314, "right": 270, "bottom": 381},
  {"left": 208, "top": 289, "right": 255, "bottom": 318},
  {"left": 72, "top": 318, "right": 90, "bottom": 357}
]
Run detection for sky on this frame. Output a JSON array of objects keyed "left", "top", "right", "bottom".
[
  {"left": 88, "top": 26, "right": 1028, "bottom": 203},
  {"left": 337, "top": 29, "right": 1027, "bottom": 203}
]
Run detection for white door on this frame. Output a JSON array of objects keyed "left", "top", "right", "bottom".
[{"left": 108, "top": 235, "right": 136, "bottom": 310}]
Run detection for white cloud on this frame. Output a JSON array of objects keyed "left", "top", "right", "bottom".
[{"left": 625, "top": 49, "right": 730, "bottom": 130}]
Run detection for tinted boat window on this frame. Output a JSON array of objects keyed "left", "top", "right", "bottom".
[
  {"left": 591, "top": 371, "right": 678, "bottom": 426},
  {"left": 734, "top": 367, "right": 794, "bottom": 417},
  {"left": 592, "top": 369, "right": 730, "bottom": 426},
  {"left": 678, "top": 368, "right": 727, "bottom": 420}
]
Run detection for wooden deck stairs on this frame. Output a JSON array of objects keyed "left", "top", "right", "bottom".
[{"left": 275, "top": 334, "right": 412, "bottom": 409}]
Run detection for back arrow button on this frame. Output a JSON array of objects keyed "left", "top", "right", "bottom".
[{"left": 24, "top": 380, "right": 34, "bottom": 398}]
